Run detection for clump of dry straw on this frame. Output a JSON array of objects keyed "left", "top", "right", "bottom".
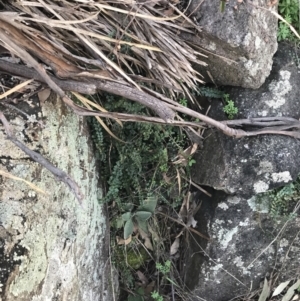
[{"left": 0, "top": 0, "right": 206, "bottom": 114}]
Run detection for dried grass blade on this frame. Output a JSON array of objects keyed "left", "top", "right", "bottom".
[
  {"left": 73, "top": 92, "right": 125, "bottom": 143},
  {"left": 0, "top": 79, "right": 34, "bottom": 100},
  {"left": 77, "top": 34, "right": 141, "bottom": 89},
  {"left": 71, "top": 91, "right": 123, "bottom": 127},
  {"left": 29, "top": 12, "right": 99, "bottom": 25},
  {"left": 94, "top": 4, "right": 182, "bottom": 21},
  {"left": 20, "top": 17, "right": 162, "bottom": 51},
  {"left": 0, "top": 169, "right": 47, "bottom": 195}
]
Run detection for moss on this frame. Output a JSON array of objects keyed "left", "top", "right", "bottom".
[{"left": 115, "top": 246, "right": 149, "bottom": 270}]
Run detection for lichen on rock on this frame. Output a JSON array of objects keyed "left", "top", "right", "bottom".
[{"left": 0, "top": 93, "right": 116, "bottom": 301}]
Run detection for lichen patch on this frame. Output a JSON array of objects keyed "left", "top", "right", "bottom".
[{"left": 271, "top": 171, "right": 292, "bottom": 183}]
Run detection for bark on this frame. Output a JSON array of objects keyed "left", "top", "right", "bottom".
[{"left": 0, "top": 93, "right": 117, "bottom": 301}]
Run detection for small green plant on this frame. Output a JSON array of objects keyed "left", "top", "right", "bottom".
[
  {"left": 277, "top": 0, "right": 299, "bottom": 42},
  {"left": 278, "top": 14, "right": 293, "bottom": 41},
  {"left": 256, "top": 174, "right": 300, "bottom": 217},
  {"left": 151, "top": 291, "right": 164, "bottom": 301},
  {"left": 223, "top": 93, "right": 238, "bottom": 119},
  {"left": 156, "top": 260, "right": 171, "bottom": 275},
  {"left": 120, "top": 197, "right": 158, "bottom": 239},
  {"left": 188, "top": 158, "right": 196, "bottom": 167},
  {"left": 179, "top": 98, "right": 188, "bottom": 107}
]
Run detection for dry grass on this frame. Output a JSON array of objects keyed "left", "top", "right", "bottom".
[
  {"left": 0, "top": 0, "right": 206, "bottom": 97},
  {"left": 1, "top": 2, "right": 300, "bottom": 140}
]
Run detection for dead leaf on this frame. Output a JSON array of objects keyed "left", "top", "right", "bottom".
[
  {"left": 282, "top": 279, "right": 300, "bottom": 301},
  {"left": 170, "top": 237, "right": 180, "bottom": 255},
  {"left": 38, "top": 88, "right": 51, "bottom": 102},
  {"left": 116, "top": 235, "right": 132, "bottom": 245},
  {"left": 163, "top": 172, "right": 172, "bottom": 184},
  {"left": 272, "top": 280, "right": 290, "bottom": 297},
  {"left": 258, "top": 278, "right": 270, "bottom": 301},
  {"left": 138, "top": 228, "right": 153, "bottom": 251},
  {"left": 176, "top": 168, "right": 181, "bottom": 194},
  {"left": 144, "top": 281, "right": 155, "bottom": 294},
  {"left": 187, "top": 215, "right": 197, "bottom": 228},
  {"left": 163, "top": 8, "right": 174, "bottom": 16},
  {"left": 136, "top": 270, "right": 148, "bottom": 285},
  {"left": 190, "top": 143, "right": 198, "bottom": 155}
]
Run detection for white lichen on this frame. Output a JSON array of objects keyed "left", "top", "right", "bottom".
[
  {"left": 271, "top": 171, "right": 292, "bottom": 183},
  {"left": 218, "top": 203, "right": 229, "bottom": 210},
  {"left": 265, "top": 70, "right": 292, "bottom": 109},
  {"left": 253, "top": 181, "right": 269, "bottom": 193}
]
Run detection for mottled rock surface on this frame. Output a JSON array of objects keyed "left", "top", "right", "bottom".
[
  {"left": 182, "top": 0, "right": 278, "bottom": 88},
  {"left": 0, "top": 93, "right": 116, "bottom": 301},
  {"left": 184, "top": 190, "right": 300, "bottom": 301},
  {"left": 192, "top": 43, "right": 300, "bottom": 197},
  {"left": 185, "top": 43, "right": 300, "bottom": 301}
]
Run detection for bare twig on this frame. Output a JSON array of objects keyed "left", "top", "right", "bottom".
[
  {"left": 1, "top": 60, "right": 300, "bottom": 139},
  {"left": 157, "top": 211, "right": 210, "bottom": 241}
]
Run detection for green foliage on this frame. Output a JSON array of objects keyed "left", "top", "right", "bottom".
[
  {"left": 121, "top": 197, "right": 157, "bottom": 239},
  {"left": 151, "top": 291, "right": 163, "bottom": 301},
  {"left": 124, "top": 218, "right": 134, "bottom": 239},
  {"left": 89, "top": 93, "right": 197, "bottom": 299},
  {"left": 278, "top": 15, "right": 293, "bottom": 41},
  {"left": 90, "top": 93, "right": 190, "bottom": 211},
  {"left": 128, "top": 287, "right": 145, "bottom": 301},
  {"left": 193, "top": 86, "right": 238, "bottom": 119},
  {"left": 179, "top": 98, "right": 188, "bottom": 107},
  {"left": 156, "top": 260, "right": 171, "bottom": 275},
  {"left": 112, "top": 246, "right": 149, "bottom": 298},
  {"left": 89, "top": 93, "right": 194, "bottom": 246},
  {"left": 114, "top": 246, "right": 149, "bottom": 270},
  {"left": 188, "top": 158, "right": 196, "bottom": 167},
  {"left": 223, "top": 93, "right": 238, "bottom": 119},
  {"left": 148, "top": 261, "right": 172, "bottom": 300},
  {"left": 278, "top": 0, "right": 299, "bottom": 41},
  {"left": 195, "top": 86, "right": 224, "bottom": 98},
  {"left": 257, "top": 174, "right": 300, "bottom": 217}
]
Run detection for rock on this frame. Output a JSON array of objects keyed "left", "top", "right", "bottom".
[
  {"left": 192, "top": 43, "right": 300, "bottom": 198},
  {"left": 185, "top": 43, "right": 300, "bottom": 301},
  {"left": 181, "top": 0, "right": 278, "bottom": 89},
  {"left": 0, "top": 93, "right": 117, "bottom": 301},
  {"left": 184, "top": 189, "right": 300, "bottom": 301}
]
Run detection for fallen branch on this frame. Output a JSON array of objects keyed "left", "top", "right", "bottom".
[
  {"left": 1, "top": 59, "right": 300, "bottom": 140},
  {"left": 0, "top": 111, "right": 84, "bottom": 204}
]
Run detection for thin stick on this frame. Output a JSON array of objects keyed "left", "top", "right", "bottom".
[
  {"left": 0, "top": 111, "right": 84, "bottom": 204},
  {"left": 157, "top": 211, "right": 210, "bottom": 241},
  {"left": 1, "top": 59, "right": 300, "bottom": 139}
]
